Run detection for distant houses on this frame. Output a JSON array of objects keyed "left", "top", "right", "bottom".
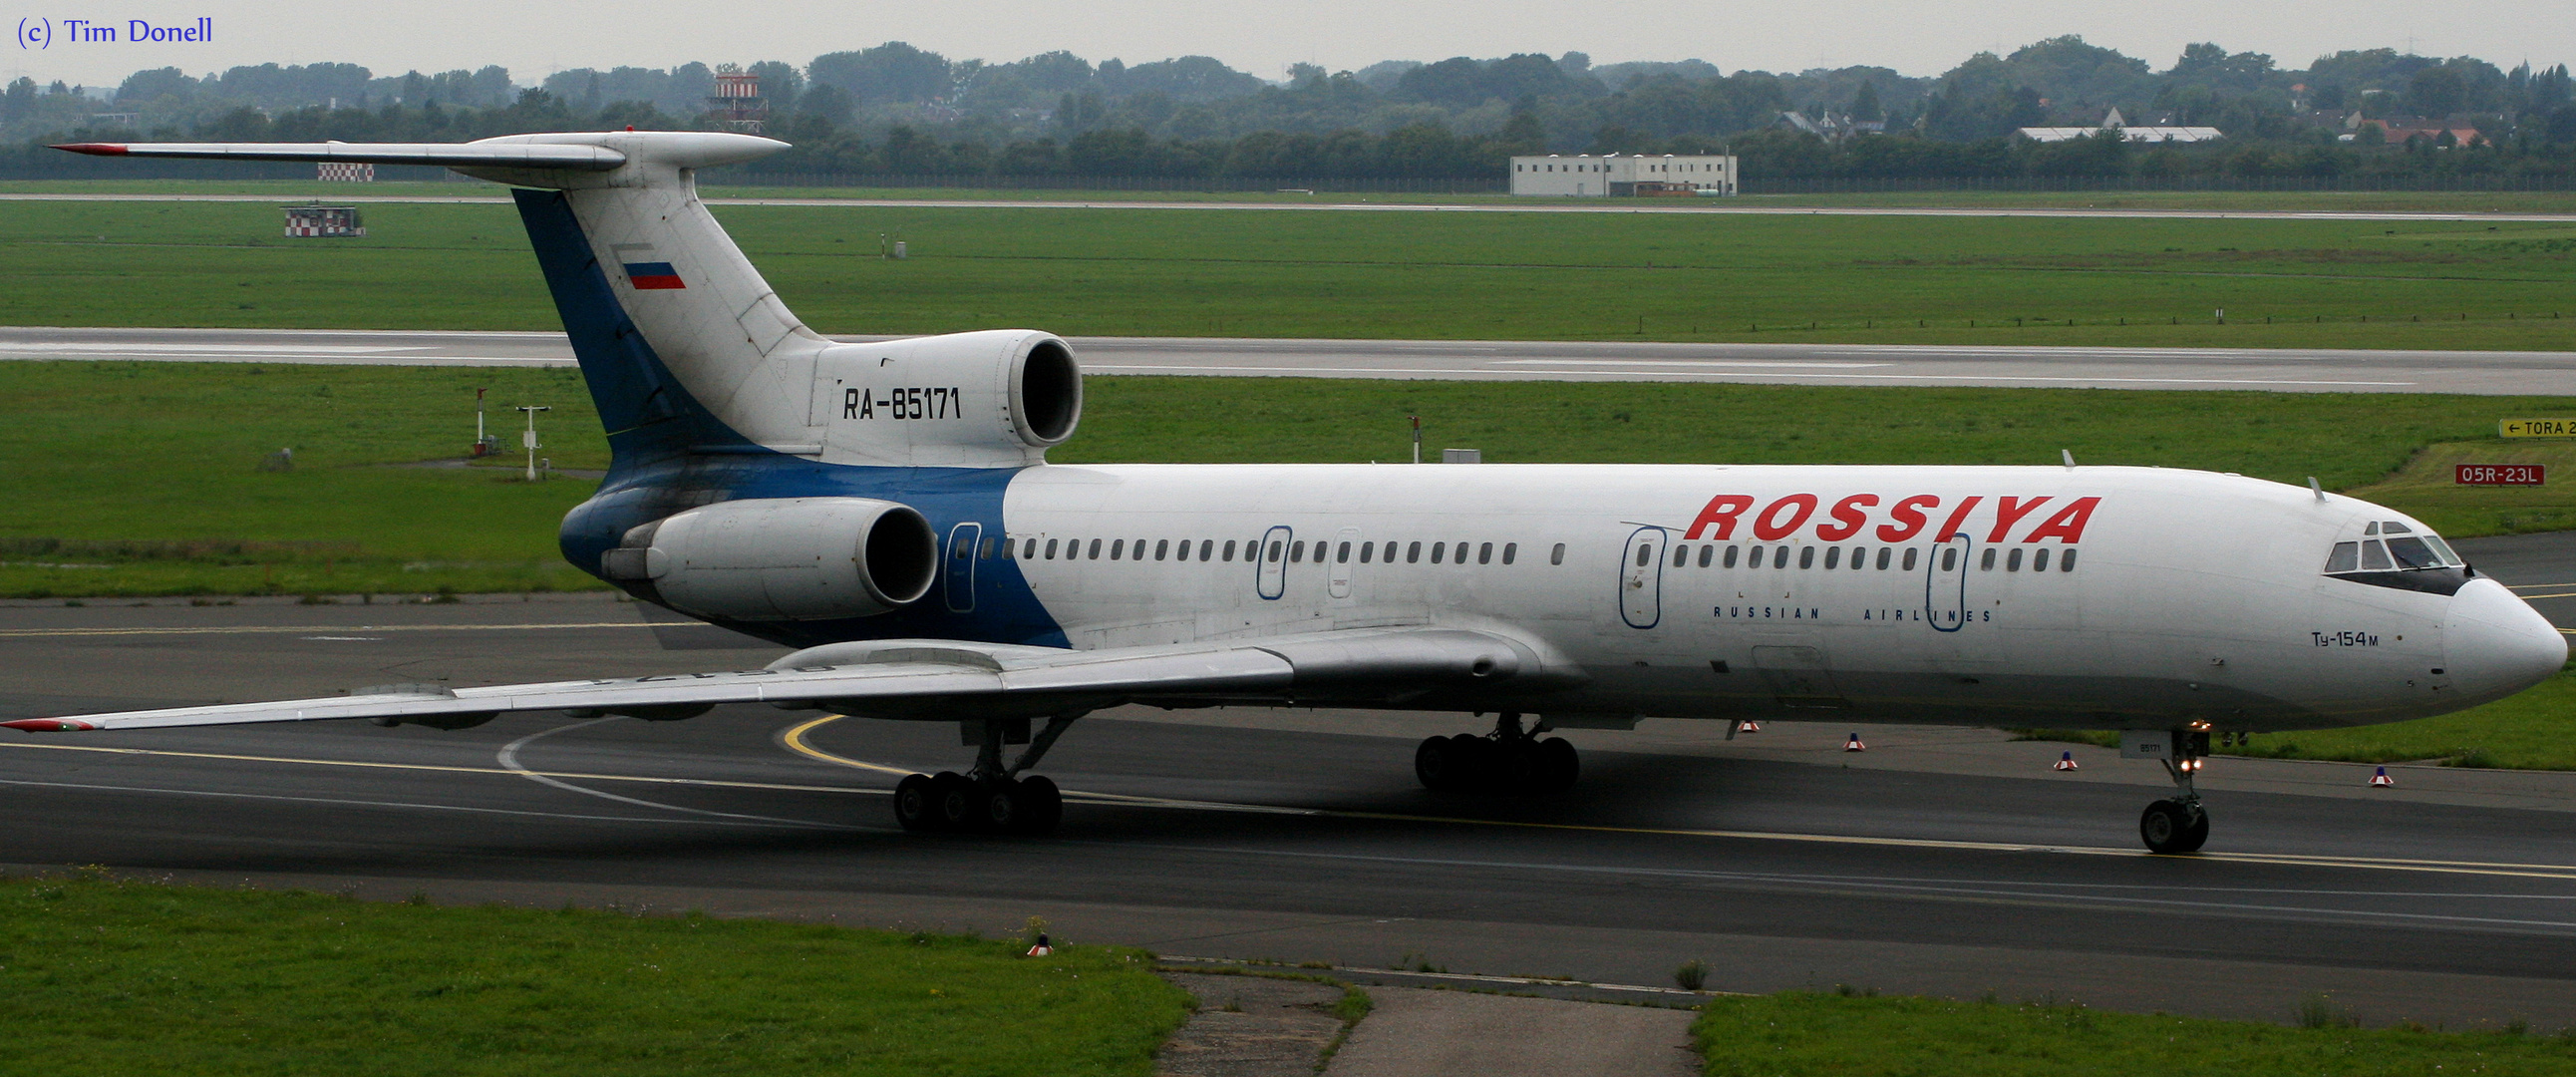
[{"left": 2018, "top": 108, "right": 2223, "bottom": 144}]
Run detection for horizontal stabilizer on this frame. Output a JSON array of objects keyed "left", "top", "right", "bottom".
[{"left": 51, "top": 140, "right": 627, "bottom": 171}]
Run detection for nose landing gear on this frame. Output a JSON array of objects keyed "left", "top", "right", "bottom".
[
  {"left": 893, "top": 714, "right": 1078, "bottom": 835},
  {"left": 2137, "top": 727, "right": 2212, "bottom": 855},
  {"left": 1414, "top": 713, "right": 1580, "bottom": 794}
]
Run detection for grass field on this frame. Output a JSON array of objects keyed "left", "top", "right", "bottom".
[
  {"left": 6, "top": 197, "right": 2576, "bottom": 349},
  {"left": 1693, "top": 990, "right": 2576, "bottom": 1075},
  {"left": 11, "top": 179, "right": 2576, "bottom": 215},
  {"left": 0, "top": 872, "right": 1188, "bottom": 1077},
  {"left": 6, "top": 363, "right": 2573, "bottom": 599},
  {"left": 2031, "top": 667, "right": 2576, "bottom": 770}
]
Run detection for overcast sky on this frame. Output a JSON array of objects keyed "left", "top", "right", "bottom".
[{"left": 8, "top": 0, "right": 2563, "bottom": 90}]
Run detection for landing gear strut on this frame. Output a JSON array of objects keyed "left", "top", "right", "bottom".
[
  {"left": 1414, "top": 713, "right": 1579, "bottom": 795},
  {"left": 894, "top": 714, "right": 1078, "bottom": 836},
  {"left": 2138, "top": 726, "right": 2212, "bottom": 855}
]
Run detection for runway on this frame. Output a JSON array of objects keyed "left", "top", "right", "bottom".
[
  {"left": 5, "top": 190, "right": 2575, "bottom": 224},
  {"left": 7, "top": 326, "right": 2576, "bottom": 394},
  {"left": 3, "top": 532, "right": 2574, "bottom": 1028}
]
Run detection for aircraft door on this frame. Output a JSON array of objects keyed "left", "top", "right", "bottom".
[
  {"left": 1926, "top": 533, "right": 1970, "bottom": 632},
  {"left": 1328, "top": 527, "right": 1362, "bottom": 599},
  {"left": 944, "top": 523, "right": 982, "bottom": 613},
  {"left": 1620, "top": 527, "right": 1667, "bottom": 629},
  {"left": 1257, "top": 525, "right": 1292, "bottom": 600}
]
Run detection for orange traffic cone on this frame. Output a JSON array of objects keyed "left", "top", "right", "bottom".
[
  {"left": 2370, "top": 767, "right": 2395, "bottom": 788},
  {"left": 1844, "top": 733, "right": 1866, "bottom": 752},
  {"left": 2054, "top": 751, "right": 2079, "bottom": 771},
  {"left": 1026, "top": 933, "right": 1053, "bottom": 956},
  {"left": 1739, "top": 721, "right": 1761, "bottom": 733}
]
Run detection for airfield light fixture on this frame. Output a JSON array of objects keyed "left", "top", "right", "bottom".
[{"left": 516, "top": 406, "right": 551, "bottom": 481}]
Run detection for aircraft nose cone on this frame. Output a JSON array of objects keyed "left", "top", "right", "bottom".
[{"left": 2445, "top": 576, "right": 2567, "bottom": 704}]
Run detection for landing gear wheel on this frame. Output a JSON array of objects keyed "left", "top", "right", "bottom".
[
  {"left": 893, "top": 773, "right": 939, "bottom": 832},
  {"left": 1535, "top": 737, "right": 1580, "bottom": 794},
  {"left": 1014, "top": 775, "right": 1064, "bottom": 835},
  {"left": 975, "top": 780, "right": 1024, "bottom": 833},
  {"left": 1416, "top": 736, "right": 1464, "bottom": 791},
  {"left": 929, "top": 771, "right": 975, "bottom": 830},
  {"left": 2140, "top": 799, "right": 2209, "bottom": 855}
]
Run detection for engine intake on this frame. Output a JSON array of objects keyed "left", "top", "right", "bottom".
[
  {"left": 602, "top": 497, "right": 937, "bottom": 621},
  {"left": 811, "top": 329, "right": 1082, "bottom": 467}
]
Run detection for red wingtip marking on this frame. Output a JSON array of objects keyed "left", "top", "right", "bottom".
[
  {"left": 49, "top": 143, "right": 129, "bottom": 156},
  {"left": 2, "top": 718, "right": 97, "bottom": 732}
]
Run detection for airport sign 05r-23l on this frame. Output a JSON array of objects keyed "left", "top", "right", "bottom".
[{"left": 2456, "top": 464, "right": 2546, "bottom": 486}]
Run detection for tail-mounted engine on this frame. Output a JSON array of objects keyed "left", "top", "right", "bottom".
[
  {"left": 600, "top": 497, "right": 938, "bottom": 621},
  {"left": 809, "top": 329, "right": 1081, "bottom": 468}
]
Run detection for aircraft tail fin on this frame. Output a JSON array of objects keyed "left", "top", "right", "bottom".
[{"left": 57, "top": 133, "right": 827, "bottom": 464}]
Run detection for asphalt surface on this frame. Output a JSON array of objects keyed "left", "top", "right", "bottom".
[
  {"left": 8, "top": 326, "right": 2576, "bottom": 394},
  {"left": 2, "top": 536, "right": 2573, "bottom": 1029},
  {"left": 6, "top": 190, "right": 2576, "bottom": 224}
]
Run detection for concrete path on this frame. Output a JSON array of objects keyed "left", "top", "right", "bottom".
[{"left": 1324, "top": 987, "right": 1698, "bottom": 1077}]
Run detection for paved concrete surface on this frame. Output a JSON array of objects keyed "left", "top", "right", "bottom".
[
  {"left": 1325, "top": 987, "right": 1696, "bottom": 1077},
  {"left": 6, "top": 326, "right": 2574, "bottom": 394},
  {"left": 1156, "top": 972, "right": 1348, "bottom": 1077}
]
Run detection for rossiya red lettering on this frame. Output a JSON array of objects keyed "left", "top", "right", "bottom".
[
  {"left": 1986, "top": 496, "right": 2052, "bottom": 543},
  {"left": 1815, "top": 494, "right": 1879, "bottom": 541},
  {"left": 1876, "top": 495, "right": 1939, "bottom": 541},
  {"left": 2021, "top": 498, "right": 2101, "bottom": 543},
  {"left": 1932, "top": 496, "right": 1984, "bottom": 541},
  {"left": 1753, "top": 495, "right": 1819, "bottom": 540},
  {"left": 1684, "top": 495, "right": 1755, "bottom": 539}
]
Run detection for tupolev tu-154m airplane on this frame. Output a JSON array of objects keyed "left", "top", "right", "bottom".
[{"left": 21, "top": 132, "right": 2567, "bottom": 853}]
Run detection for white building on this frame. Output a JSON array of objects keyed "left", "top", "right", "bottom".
[
  {"left": 1509, "top": 154, "right": 1739, "bottom": 197},
  {"left": 2018, "top": 108, "right": 2223, "bottom": 144}
]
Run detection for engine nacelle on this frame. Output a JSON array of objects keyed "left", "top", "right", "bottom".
[
  {"left": 601, "top": 497, "right": 938, "bottom": 621},
  {"left": 810, "top": 329, "right": 1081, "bottom": 468}
]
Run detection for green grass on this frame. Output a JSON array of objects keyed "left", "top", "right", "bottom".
[
  {"left": 0, "top": 872, "right": 1189, "bottom": 1076},
  {"left": 2028, "top": 669, "right": 2576, "bottom": 770},
  {"left": 1694, "top": 990, "right": 2576, "bottom": 1076},
  {"left": 7, "top": 363, "right": 2574, "bottom": 597},
  {"left": 6, "top": 198, "right": 2576, "bottom": 348}
]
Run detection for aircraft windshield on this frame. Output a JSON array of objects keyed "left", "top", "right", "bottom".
[{"left": 2324, "top": 521, "right": 2465, "bottom": 575}]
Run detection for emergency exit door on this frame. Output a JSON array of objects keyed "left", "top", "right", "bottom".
[{"left": 1620, "top": 527, "right": 1667, "bottom": 629}]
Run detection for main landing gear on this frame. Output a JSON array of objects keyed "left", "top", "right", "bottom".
[
  {"left": 2139, "top": 726, "right": 2212, "bottom": 855},
  {"left": 893, "top": 715, "right": 1078, "bottom": 836},
  {"left": 1414, "top": 713, "right": 1580, "bottom": 795}
]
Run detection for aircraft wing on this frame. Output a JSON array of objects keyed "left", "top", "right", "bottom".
[{"left": 2, "top": 626, "right": 1550, "bottom": 733}]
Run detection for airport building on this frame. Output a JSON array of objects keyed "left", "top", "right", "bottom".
[{"left": 1509, "top": 154, "right": 1739, "bottom": 197}]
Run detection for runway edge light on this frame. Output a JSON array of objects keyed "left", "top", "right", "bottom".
[
  {"left": 1845, "top": 733, "right": 1867, "bottom": 752},
  {"left": 2055, "top": 751, "right": 2079, "bottom": 771},
  {"left": 1026, "top": 933, "right": 1053, "bottom": 956},
  {"left": 2371, "top": 767, "right": 2396, "bottom": 788}
]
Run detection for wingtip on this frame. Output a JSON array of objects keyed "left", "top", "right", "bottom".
[
  {"left": 49, "top": 143, "right": 128, "bottom": 156},
  {"left": 2, "top": 718, "right": 98, "bottom": 732}
]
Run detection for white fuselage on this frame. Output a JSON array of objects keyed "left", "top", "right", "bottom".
[{"left": 994, "top": 462, "right": 2562, "bottom": 731}]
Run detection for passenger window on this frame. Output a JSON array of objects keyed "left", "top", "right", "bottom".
[
  {"left": 2385, "top": 537, "right": 2441, "bottom": 569},
  {"left": 2034, "top": 548, "right": 2052, "bottom": 571},
  {"left": 1154, "top": 539, "right": 1169, "bottom": 561},
  {"left": 1903, "top": 547, "right": 1919, "bottom": 571},
  {"left": 1502, "top": 542, "right": 1517, "bottom": 564},
  {"left": 1024, "top": 538, "right": 1038, "bottom": 559},
  {"left": 1673, "top": 543, "right": 1689, "bottom": 567},
  {"left": 1337, "top": 541, "right": 1353, "bottom": 563},
  {"left": 1478, "top": 542, "right": 1493, "bottom": 564},
  {"left": 1940, "top": 548, "right": 1957, "bottom": 571},
  {"left": 1111, "top": 539, "right": 1126, "bottom": 560},
  {"left": 1849, "top": 545, "right": 1866, "bottom": 569},
  {"left": 1724, "top": 544, "right": 1740, "bottom": 568},
  {"left": 1774, "top": 544, "right": 1790, "bottom": 568},
  {"left": 1359, "top": 542, "right": 1374, "bottom": 563},
  {"left": 1432, "top": 542, "right": 1447, "bottom": 564},
  {"left": 2060, "top": 549, "right": 2079, "bottom": 571},
  {"left": 1876, "top": 547, "right": 1891, "bottom": 569},
  {"left": 1980, "top": 548, "right": 1997, "bottom": 570},
  {"left": 2324, "top": 541, "right": 2359, "bottom": 573},
  {"left": 1088, "top": 538, "right": 1103, "bottom": 559},
  {"left": 981, "top": 537, "right": 997, "bottom": 559},
  {"left": 2006, "top": 548, "right": 2023, "bottom": 571},
  {"left": 1045, "top": 538, "right": 1059, "bottom": 559},
  {"left": 1201, "top": 539, "right": 1215, "bottom": 561},
  {"left": 1636, "top": 544, "right": 1651, "bottom": 567},
  {"left": 1267, "top": 540, "right": 1283, "bottom": 562},
  {"left": 1221, "top": 539, "right": 1236, "bottom": 561},
  {"left": 1411, "top": 541, "right": 1425, "bottom": 563},
  {"left": 2361, "top": 539, "right": 2394, "bottom": 570},
  {"left": 1292, "top": 540, "right": 1308, "bottom": 562},
  {"left": 1823, "top": 546, "right": 1840, "bottom": 569},
  {"left": 1698, "top": 545, "right": 1713, "bottom": 567},
  {"left": 1549, "top": 542, "right": 1564, "bottom": 565},
  {"left": 1796, "top": 546, "right": 1814, "bottom": 569},
  {"left": 1749, "top": 545, "right": 1766, "bottom": 568}
]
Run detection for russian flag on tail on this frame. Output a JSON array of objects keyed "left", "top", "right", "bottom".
[{"left": 623, "top": 261, "right": 685, "bottom": 289}]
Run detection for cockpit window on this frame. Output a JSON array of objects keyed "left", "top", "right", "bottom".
[
  {"left": 2325, "top": 521, "right": 2464, "bottom": 574},
  {"left": 2385, "top": 537, "right": 2442, "bottom": 569}
]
